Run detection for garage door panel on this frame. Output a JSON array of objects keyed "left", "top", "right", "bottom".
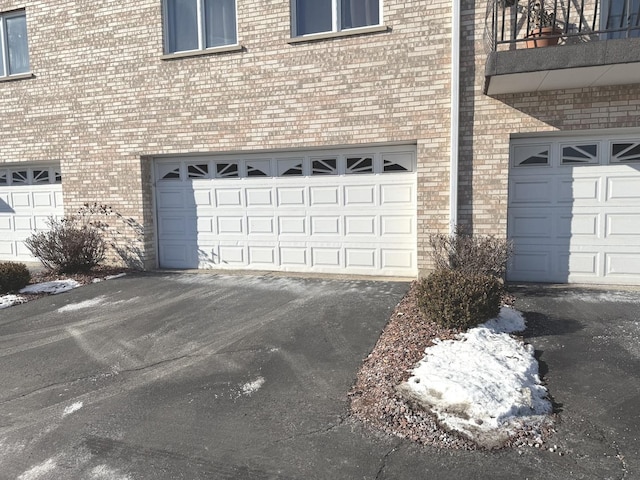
[
  {"left": 0, "top": 217, "right": 11, "bottom": 231},
  {"left": 277, "top": 188, "right": 306, "bottom": 207},
  {"left": 217, "top": 217, "right": 244, "bottom": 235},
  {"left": 246, "top": 188, "right": 273, "bottom": 207},
  {"left": 564, "top": 252, "right": 599, "bottom": 276},
  {"left": 559, "top": 177, "right": 600, "bottom": 203},
  {"left": 345, "top": 216, "right": 376, "bottom": 235},
  {"left": 381, "top": 216, "right": 413, "bottom": 236},
  {"left": 278, "top": 216, "right": 307, "bottom": 235},
  {"left": 157, "top": 190, "right": 184, "bottom": 209},
  {"left": 345, "top": 185, "right": 375, "bottom": 205},
  {"left": 32, "top": 191, "right": 55, "bottom": 207},
  {"left": 606, "top": 176, "right": 640, "bottom": 201},
  {"left": 557, "top": 214, "right": 599, "bottom": 238},
  {"left": 0, "top": 241, "right": 13, "bottom": 256},
  {"left": 311, "top": 216, "right": 340, "bottom": 235},
  {"left": 216, "top": 189, "right": 242, "bottom": 207},
  {"left": 280, "top": 247, "right": 307, "bottom": 266},
  {"left": 312, "top": 247, "right": 341, "bottom": 267},
  {"left": 509, "top": 212, "right": 553, "bottom": 237},
  {"left": 218, "top": 245, "right": 245, "bottom": 265},
  {"left": 248, "top": 216, "right": 275, "bottom": 235},
  {"left": 11, "top": 192, "right": 31, "bottom": 208},
  {"left": 34, "top": 216, "right": 52, "bottom": 231},
  {"left": 346, "top": 248, "right": 376, "bottom": 268},
  {"left": 248, "top": 246, "right": 276, "bottom": 265},
  {"left": 510, "top": 178, "right": 553, "bottom": 204},
  {"left": 193, "top": 189, "right": 212, "bottom": 206},
  {"left": 381, "top": 249, "right": 413, "bottom": 269},
  {"left": 381, "top": 184, "right": 413, "bottom": 205},
  {"left": 509, "top": 250, "right": 552, "bottom": 281},
  {"left": 605, "top": 214, "right": 640, "bottom": 236},
  {"left": 14, "top": 216, "right": 33, "bottom": 231},
  {"left": 605, "top": 253, "right": 640, "bottom": 277},
  {"left": 155, "top": 147, "right": 417, "bottom": 276},
  {"left": 310, "top": 186, "right": 339, "bottom": 205}
]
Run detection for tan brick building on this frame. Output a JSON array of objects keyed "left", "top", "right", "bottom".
[{"left": 1, "top": 0, "right": 639, "bottom": 283}]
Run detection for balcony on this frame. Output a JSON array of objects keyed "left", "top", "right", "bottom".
[{"left": 484, "top": 0, "right": 640, "bottom": 94}]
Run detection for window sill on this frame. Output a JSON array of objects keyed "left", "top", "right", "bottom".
[
  {"left": 0, "top": 72, "right": 34, "bottom": 83},
  {"left": 161, "top": 44, "right": 243, "bottom": 61},
  {"left": 287, "top": 25, "right": 389, "bottom": 44}
]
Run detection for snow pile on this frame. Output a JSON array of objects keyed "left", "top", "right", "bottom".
[
  {"left": 399, "top": 306, "right": 551, "bottom": 448},
  {"left": 62, "top": 402, "right": 83, "bottom": 417},
  {"left": 0, "top": 294, "right": 27, "bottom": 309},
  {"left": 20, "top": 279, "right": 81, "bottom": 295},
  {"left": 241, "top": 377, "right": 265, "bottom": 396}
]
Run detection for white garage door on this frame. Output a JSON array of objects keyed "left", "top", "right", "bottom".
[
  {"left": 154, "top": 146, "right": 417, "bottom": 276},
  {"left": 0, "top": 165, "right": 63, "bottom": 261},
  {"left": 508, "top": 135, "right": 640, "bottom": 285}
]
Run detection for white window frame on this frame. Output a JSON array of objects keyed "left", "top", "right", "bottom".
[
  {"left": 291, "top": 0, "right": 383, "bottom": 37},
  {"left": 163, "top": 0, "right": 238, "bottom": 55},
  {"left": 0, "top": 9, "right": 29, "bottom": 78}
]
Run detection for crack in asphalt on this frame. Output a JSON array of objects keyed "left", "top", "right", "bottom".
[
  {"left": 0, "top": 353, "right": 203, "bottom": 406},
  {"left": 375, "top": 440, "right": 403, "bottom": 480},
  {"left": 273, "top": 414, "right": 348, "bottom": 443}
]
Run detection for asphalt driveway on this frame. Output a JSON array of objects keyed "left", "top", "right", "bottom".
[{"left": 0, "top": 273, "right": 639, "bottom": 479}]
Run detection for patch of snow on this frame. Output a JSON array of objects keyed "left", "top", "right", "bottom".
[
  {"left": 0, "top": 294, "right": 27, "bottom": 309},
  {"left": 241, "top": 377, "right": 265, "bottom": 396},
  {"left": 90, "top": 465, "right": 131, "bottom": 480},
  {"left": 62, "top": 401, "right": 83, "bottom": 417},
  {"left": 18, "top": 458, "right": 57, "bottom": 480},
  {"left": 92, "top": 278, "right": 103, "bottom": 283},
  {"left": 58, "top": 296, "right": 106, "bottom": 312},
  {"left": 105, "top": 273, "right": 127, "bottom": 280},
  {"left": 482, "top": 306, "right": 526, "bottom": 333},
  {"left": 400, "top": 306, "right": 551, "bottom": 448},
  {"left": 20, "top": 280, "right": 81, "bottom": 295}
]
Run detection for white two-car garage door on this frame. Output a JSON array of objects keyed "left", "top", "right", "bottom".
[
  {"left": 154, "top": 146, "right": 417, "bottom": 277},
  {"left": 508, "top": 134, "right": 640, "bottom": 285},
  {"left": 0, "top": 165, "right": 63, "bottom": 261}
]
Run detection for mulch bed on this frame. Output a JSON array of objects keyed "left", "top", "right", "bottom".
[{"left": 349, "top": 281, "right": 556, "bottom": 450}]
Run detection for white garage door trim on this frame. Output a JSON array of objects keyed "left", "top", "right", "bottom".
[
  {"left": 0, "top": 165, "right": 64, "bottom": 262},
  {"left": 508, "top": 134, "right": 640, "bottom": 285},
  {"left": 154, "top": 146, "right": 417, "bottom": 277}
]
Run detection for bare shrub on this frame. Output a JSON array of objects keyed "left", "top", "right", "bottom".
[
  {"left": 429, "top": 227, "right": 513, "bottom": 279},
  {"left": 24, "top": 216, "right": 106, "bottom": 273},
  {"left": 417, "top": 270, "right": 503, "bottom": 330}
]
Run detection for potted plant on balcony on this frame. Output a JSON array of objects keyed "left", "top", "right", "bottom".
[{"left": 525, "top": 0, "right": 562, "bottom": 48}]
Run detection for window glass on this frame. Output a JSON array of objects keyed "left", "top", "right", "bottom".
[
  {"left": 605, "top": 0, "right": 640, "bottom": 38},
  {"left": 296, "top": 0, "right": 332, "bottom": 35},
  {"left": 167, "top": 0, "right": 199, "bottom": 52},
  {"left": 6, "top": 14, "right": 29, "bottom": 74},
  {"left": 341, "top": 0, "right": 379, "bottom": 29},
  {"left": 204, "top": 0, "right": 237, "bottom": 47}
]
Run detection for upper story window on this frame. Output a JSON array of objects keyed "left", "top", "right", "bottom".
[
  {"left": 164, "top": 0, "right": 237, "bottom": 54},
  {"left": 0, "top": 10, "right": 30, "bottom": 78},
  {"left": 292, "top": 0, "right": 381, "bottom": 37}
]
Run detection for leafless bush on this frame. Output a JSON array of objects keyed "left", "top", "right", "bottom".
[
  {"left": 24, "top": 216, "right": 106, "bottom": 273},
  {"left": 429, "top": 227, "right": 513, "bottom": 279}
]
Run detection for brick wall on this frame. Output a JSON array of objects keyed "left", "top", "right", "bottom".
[
  {"left": 459, "top": 0, "right": 640, "bottom": 239},
  {"left": 0, "top": 0, "right": 453, "bottom": 271}
]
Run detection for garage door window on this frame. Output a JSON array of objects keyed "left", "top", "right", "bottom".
[
  {"left": 560, "top": 144, "right": 599, "bottom": 165},
  {"left": 513, "top": 144, "right": 551, "bottom": 167},
  {"left": 611, "top": 141, "right": 640, "bottom": 163},
  {"left": 158, "top": 151, "right": 415, "bottom": 182}
]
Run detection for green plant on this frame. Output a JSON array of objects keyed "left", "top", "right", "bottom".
[
  {"left": 0, "top": 261, "right": 31, "bottom": 294},
  {"left": 429, "top": 228, "right": 513, "bottom": 280},
  {"left": 24, "top": 216, "right": 106, "bottom": 273},
  {"left": 417, "top": 270, "right": 503, "bottom": 330}
]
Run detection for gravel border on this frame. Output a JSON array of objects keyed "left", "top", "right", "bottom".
[{"left": 349, "top": 281, "right": 557, "bottom": 450}]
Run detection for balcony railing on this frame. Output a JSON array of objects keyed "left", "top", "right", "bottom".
[{"left": 486, "top": 0, "right": 640, "bottom": 52}]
